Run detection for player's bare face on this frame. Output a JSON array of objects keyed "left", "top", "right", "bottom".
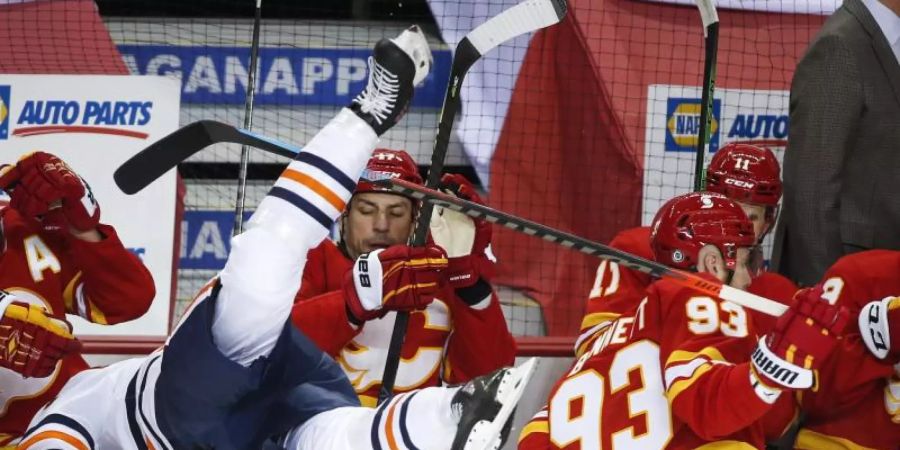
[
  {"left": 729, "top": 247, "right": 752, "bottom": 289},
  {"left": 737, "top": 201, "right": 768, "bottom": 241},
  {"left": 344, "top": 193, "right": 415, "bottom": 259}
]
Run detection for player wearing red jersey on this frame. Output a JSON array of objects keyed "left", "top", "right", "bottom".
[
  {"left": 582, "top": 143, "right": 795, "bottom": 348},
  {"left": 791, "top": 250, "right": 900, "bottom": 449},
  {"left": 577, "top": 226, "right": 653, "bottom": 355},
  {"left": 290, "top": 149, "right": 515, "bottom": 406},
  {"left": 0, "top": 152, "right": 155, "bottom": 445},
  {"left": 519, "top": 192, "right": 848, "bottom": 450},
  {"left": 705, "top": 143, "right": 783, "bottom": 249}
]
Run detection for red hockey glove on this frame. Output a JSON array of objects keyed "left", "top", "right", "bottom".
[
  {"left": 751, "top": 286, "right": 849, "bottom": 391},
  {"left": 0, "top": 295, "right": 82, "bottom": 378},
  {"left": 430, "top": 173, "right": 495, "bottom": 289},
  {"left": 858, "top": 296, "right": 900, "bottom": 362},
  {"left": 0, "top": 152, "right": 100, "bottom": 232},
  {"left": 343, "top": 244, "right": 448, "bottom": 322}
]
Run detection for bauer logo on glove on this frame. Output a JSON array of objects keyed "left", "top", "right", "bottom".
[{"left": 344, "top": 245, "right": 448, "bottom": 322}]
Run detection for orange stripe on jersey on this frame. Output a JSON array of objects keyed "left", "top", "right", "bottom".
[
  {"left": 281, "top": 169, "right": 346, "bottom": 212},
  {"left": 384, "top": 401, "right": 401, "bottom": 450},
  {"left": 183, "top": 278, "right": 218, "bottom": 313},
  {"left": 18, "top": 430, "right": 90, "bottom": 450}
]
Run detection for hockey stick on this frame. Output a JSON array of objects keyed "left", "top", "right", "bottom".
[
  {"left": 233, "top": 0, "right": 265, "bottom": 236},
  {"left": 378, "top": 178, "right": 788, "bottom": 317},
  {"left": 380, "top": 0, "right": 568, "bottom": 405},
  {"left": 692, "top": 0, "right": 719, "bottom": 191},
  {"left": 113, "top": 120, "right": 299, "bottom": 195}
]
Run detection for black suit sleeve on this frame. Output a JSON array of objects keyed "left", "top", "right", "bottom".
[{"left": 782, "top": 34, "right": 864, "bottom": 285}]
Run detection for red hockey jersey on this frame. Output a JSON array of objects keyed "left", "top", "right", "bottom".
[
  {"left": 291, "top": 239, "right": 516, "bottom": 406},
  {"left": 579, "top": 227, "right": 796, "bottom": 355},
  {"left": 795, "top": 250, "right": 900, "bottom": 449},
  {"left": 519, "top": 276, "right": 794, "bottom": 450},
  {"left": 580, "top": 227, "right": 653, "bottom": 345},
  {"left": 0, "top": 208, "right": 155, "bottom": 444}
]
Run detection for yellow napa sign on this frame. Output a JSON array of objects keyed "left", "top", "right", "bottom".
[
  {"left": 664, "top": 98, "right": 721, "bottom": 152},
  {"left": 0, "top": 85, "right": 8, "bottom": 140}
]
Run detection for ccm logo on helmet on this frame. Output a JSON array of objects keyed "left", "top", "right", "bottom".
[{"left": 725, "top": 178, "right": 755, "bottom": 189}]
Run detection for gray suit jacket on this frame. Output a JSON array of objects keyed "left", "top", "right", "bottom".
[{"left": 772, "top": 0, "right": 900, "bottom": 287}]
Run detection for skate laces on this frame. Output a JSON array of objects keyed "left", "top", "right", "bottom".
[{"left": 353, "top": 56, "right": 400, "bottom": 125}]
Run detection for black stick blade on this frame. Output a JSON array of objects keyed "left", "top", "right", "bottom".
[
  {"left": 114, "top": 120, "right": 301, "bottom": 195},
  {"left": 114, "top": 121, "right": 213, "bottom": 194}
]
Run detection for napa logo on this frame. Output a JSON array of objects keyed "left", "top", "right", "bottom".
[
  {"left": 0, "top": 86, "right": 10, "bottom": 140},
  {"left": 665, "top": 97, "right": 721, "bottom": 152}
]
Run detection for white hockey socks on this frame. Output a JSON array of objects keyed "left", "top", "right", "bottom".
[
  {"left": 370, "top": 387, "right": 460, "bottom": 449},
  {"left": 214, "top": 109, "right": 377, "bottom": 366},
  {"left": 248, "top": 108, "right": 378, "bottom": 257}
]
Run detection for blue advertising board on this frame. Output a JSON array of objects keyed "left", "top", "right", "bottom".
[{"left": 119, "top": 45, "right": 451, "bottom": 108}]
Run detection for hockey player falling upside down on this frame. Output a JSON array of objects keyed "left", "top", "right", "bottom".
[{"left": 17, "top": 26, "right": 535, "bottom": 450}]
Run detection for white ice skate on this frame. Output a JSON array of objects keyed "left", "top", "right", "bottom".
[
  {"left": 450, "top": 358, "right": 539, "bottom": 450},
  {"left": 350, "top": 25, "right": 432, "bottom": 135}
]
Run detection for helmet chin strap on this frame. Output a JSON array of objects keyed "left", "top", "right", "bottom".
[
  {"left": 337, "top": 212, "right": 355, "bottom": 260},
  {"left": 724, "top": 268, "right": 735, "bottom": 286}
]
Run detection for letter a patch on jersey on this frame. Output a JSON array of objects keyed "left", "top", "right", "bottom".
[{"left": 24, "top": 236, "right": 61, "bottom": 282}]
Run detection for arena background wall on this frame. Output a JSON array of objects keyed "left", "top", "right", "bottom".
[{"left": 0, "top": 0, "right": 835, "bottom": 446}]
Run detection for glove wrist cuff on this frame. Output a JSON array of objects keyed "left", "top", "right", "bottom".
[
  {"left": 455, "top": 278, "right": 492, "bottom": 309},
  {"left": 748, "top": 365, "right": 782, "bottom": 404},
  {"left": 751, "top": 337, "right": 814, "bottom": 389},
  {"left": 345, "top": 303, "right": 363, "bottom": 327},
  {"left": 352, "top": 249, "right": 386, "bottom": 312}
]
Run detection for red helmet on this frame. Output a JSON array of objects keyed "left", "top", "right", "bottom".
[
  {"left": 706, "top": 143, "right": 783, "bottom": 207},
  {"left": 650, "top": 192, "right": 756, "bottom": 271},
  {"left": 356, "top": 149, "right": 423, "bottom": 194}
]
